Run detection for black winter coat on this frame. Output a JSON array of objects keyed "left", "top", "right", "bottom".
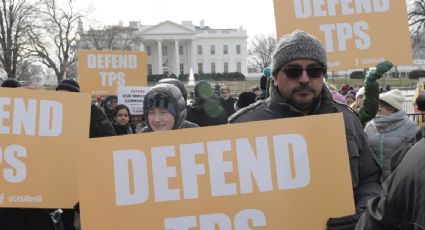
[
  {"left": 113, "top": 123, "right": 135, "bottom": 135},
  {"left": 187, "top": 97, "right": 228, "bottom": 127},
  {"left": 219, "top": 96, "right": 237, "bottom": 117},
  {"left": 355, "top": 138, "right": 425, "bottom": 230},
  {"left": 89, "top": 104, "right": 116, "bottom": 138},
  {"left": 0, "top": 208, "right": 55, "bottom": 230},
  {"left": 230, "top": 82, "right": 382, "bottom": 212}
]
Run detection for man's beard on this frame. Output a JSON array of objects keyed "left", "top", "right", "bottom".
[{"left": 286, "top": 85, "right": 319, "bottom": 112}]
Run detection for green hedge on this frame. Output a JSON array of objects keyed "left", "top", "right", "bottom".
[
  {"left": 350, "top": 71, "right": 366, "bottom": 79},
  {"left": 408, "top": 69, "right": 425, "bottom": 80},
  {"left": 194, "top": 72, "right": 245, "bottom": 81},
  {"left": 148, "top": 72, "right": 245, "bottom": 83}
]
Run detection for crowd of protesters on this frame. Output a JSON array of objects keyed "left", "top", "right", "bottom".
[{"left": 1, "top": 29, "right": 425, "bottom": 230}]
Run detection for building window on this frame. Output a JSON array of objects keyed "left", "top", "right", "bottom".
[
  {"left": 148, "top": 64, "right": 152, "bottom": 75},
  {"left": 224, "top": 62, "right": 228, "bottom": 73},
  {"left": 237, "top": 62, "right": 242, "bottom": 73},
  {"left": 197, "top": 45, "right": 203, "bottom": 55},
  {"left": 162, "top": 46, "right": 168, "bottom": 56},
  {"left": 179, "top": 46, "right": 184, "bottom": 56},
  {"left": 223, "top": 45, "right": 228, "bottom": 55},
  {"left": 198, "top": 63, "right": 203, "bottom": 73},
  {"left": 210, "top": 45, "right": 215, "bottom": 55},
  {"left": 211, "top": 62, "right": 216, "bottom": 73},
  {"left": 147, "top": 46, "right": 152, "bottom": 56},
  {"left": 180, "top": 64, "right": 184, "bottom": 74},
  {"left": 236, "top": 45, "right": 241, "bottom": 55}
]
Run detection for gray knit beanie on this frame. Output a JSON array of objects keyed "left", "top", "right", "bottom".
[{"left": 271, "top": 30, "right": 327, "bottom": 76}]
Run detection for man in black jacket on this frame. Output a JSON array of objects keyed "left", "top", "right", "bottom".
[
  {"left": 229, "top": 30, "right": 381, "bottom": 230},
  {"left": 219, "top": 85, "right": 237, "bottom": 117}
]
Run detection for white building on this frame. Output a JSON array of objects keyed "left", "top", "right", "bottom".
[{"left": 132, "top": 20, "right": 248, "bottom": 76}]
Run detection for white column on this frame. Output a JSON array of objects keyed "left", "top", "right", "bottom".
[
  {"left": 157, "top": 40, "right": 163, "bottom": 75},
  {"left": 139, "top": 42, "right": 145, "bottom": 52},
  {"left": 191, "top": 39, "right": 197, "bottom": 73},
  {"left": 174, "top": 40, "right": 180, "bottom": 76}
]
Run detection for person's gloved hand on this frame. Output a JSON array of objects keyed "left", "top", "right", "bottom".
[
  {"left": 326, "top": 214, "right": 360, "bottom": 230},
  {"left": 365, "top": 60, "right": 393, "bottom": 83}
]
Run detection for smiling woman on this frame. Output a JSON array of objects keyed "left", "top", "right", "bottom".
[{"left": 141, "top": 83, "right": 198, "bottom": 133}]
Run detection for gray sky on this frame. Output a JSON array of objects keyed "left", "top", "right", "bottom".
[{"left": 75, "top": 0, "right": 277, "bottom": 38}]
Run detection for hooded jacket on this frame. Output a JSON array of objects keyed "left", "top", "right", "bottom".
[
  {"left": 364, "top": 111, "right": 418, "bottom": 182},
  {"left": 141, "top": 84, "right": 198, "bottom": 132},
  {"left": 103, "top": 95, "right": 118, "bottom": 122},
  {"left": 230, "top": 80, "right": 382, "bottom": 212},
  {"left": 355, "top": 138, "right": 425, "bottom": 230},
  {"left": 186, "top": 81, "right": 228, "bottom": 127},
  {"left": 219, "top": 95, "right": 237, "bottom": 117},
  {"left": 90, "top": 104, "right": 116, "bottom": 138}
]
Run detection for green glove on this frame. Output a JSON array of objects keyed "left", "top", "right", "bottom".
[{"left": 365, "top": 60, "right": 393, "bottom": 83}]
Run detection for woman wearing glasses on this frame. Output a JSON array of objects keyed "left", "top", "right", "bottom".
[{"left": 141, "top": 84, "right": 198, "bottom": 133}]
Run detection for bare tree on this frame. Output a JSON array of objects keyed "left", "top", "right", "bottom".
[
  {"left": 408, "top": 0, "right": 425, "bottom": 35},
  {"left": 81, "top": 24, "right": 140, "bottom": 51},
  {"left": 248, "top": 34, "right": 276, "bottom": 72},
  {"left": 0, "top": 0, "right": 36, "bottom": 80},
  {"left": 29, "top": 0, "right": 84, "bottom": 82}
]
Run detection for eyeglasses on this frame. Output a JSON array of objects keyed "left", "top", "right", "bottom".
[{"left": 281, "top": 64, "right": 325, "bottom": 79}]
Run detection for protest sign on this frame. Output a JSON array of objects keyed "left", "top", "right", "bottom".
[
  {"left": 76, "top": 113, "right": 354, "bottom": 229},
  {"left": 273, "top": 0, "right": 412, "bottom": 70},
  {"left": 78, "top": 50, "right": 147, "bottom": 95},
  {"left": 0, "top": 88, "right": 90, "bottom": 208},
  {"left": 117, "top": 86, "right": 151, "bottom": 115}
]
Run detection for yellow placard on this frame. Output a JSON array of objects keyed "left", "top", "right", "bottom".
[
  {"left": 0, "top": 88, "right": 90, "bottom": 208},
  {"left": 78, "top": 50, "right": 147, "bottom": 95},
  {"left": 76, "top": 113, "right": 355, "bottom": 229},
  {"left": 273, "top": 0, "right": 412, "bottom": 70}
]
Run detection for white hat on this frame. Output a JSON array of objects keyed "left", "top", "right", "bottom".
[
  {"left": 379, "top": 89, "right": 405, "bottom": 111},
  {"left": 356, "top": 87, "right": 365, "bottom": 99}
]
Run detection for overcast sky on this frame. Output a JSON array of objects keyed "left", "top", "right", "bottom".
[{"left": 74, "top": 0, "right": 277, "bottom": 39}]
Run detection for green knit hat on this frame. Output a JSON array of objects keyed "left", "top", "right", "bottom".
[{"left": 271, "top": 30, "right": 327, "bottom": 76}]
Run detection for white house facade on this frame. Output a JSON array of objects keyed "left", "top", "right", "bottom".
[{"left": 133, "top": 20, "right": 248, "bottom": 76}]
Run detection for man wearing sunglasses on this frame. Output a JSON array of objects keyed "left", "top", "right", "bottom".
[{"left": 229, "top": 30, "right": 381, "bottom": 230}]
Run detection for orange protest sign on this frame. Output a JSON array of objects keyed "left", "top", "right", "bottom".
[
  {"left": 273, "top": 0, "right": 412, "bottom": 70},
  {"left": 0, "top": 88, "right": 90, "bottom": 208},
  {"left": 76, "top": 113, "right": 355, "bottom": 229},
  {"left": 78, "top": 50, "right": 147, "bottom": 95}
]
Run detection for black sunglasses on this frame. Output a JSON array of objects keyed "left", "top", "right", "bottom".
[{"left": 281, "top": 64, "right": 326, "bottom": 79}]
